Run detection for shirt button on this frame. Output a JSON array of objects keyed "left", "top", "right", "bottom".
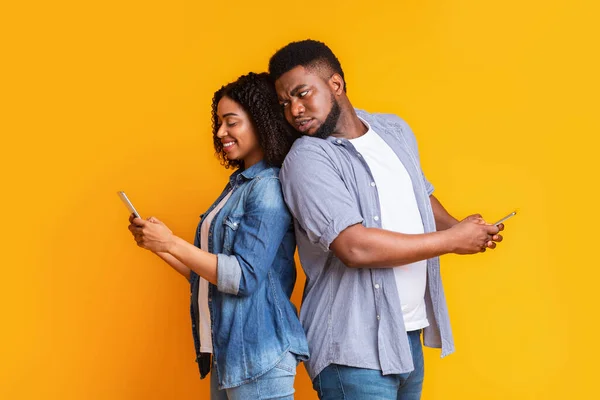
[
  {"left": 370, "top": 182, "right": 376, "bottom": 187},
  {"left": 374, "top": 284, "right": 380, "bottom": 289},
  {"left": 357, "top": 153, "right": 362, "bottom": 158},
  {"left": 373, "top": 216, "right": 379, "bottom": 221},
  {"left": 376, "top": 315, "right": 381, "bottom": 320},
  {"left": 336, "top": 139, "right": 342, "bottom": 144}
]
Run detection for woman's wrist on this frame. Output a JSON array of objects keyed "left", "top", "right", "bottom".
[{"left": 164, "top": 235, "right": 181, "bottom": 254}]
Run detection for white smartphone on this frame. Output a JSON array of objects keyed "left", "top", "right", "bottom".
[
  {"left": 117, "top": 191, "right": 141, "bottom": 219},
  {"left": 492, "top": 211, "right": 517, "bottom": 226}
]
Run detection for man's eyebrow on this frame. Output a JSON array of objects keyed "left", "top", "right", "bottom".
[{"left": 290, "top": 84, "right": 309, "bottom": 96}]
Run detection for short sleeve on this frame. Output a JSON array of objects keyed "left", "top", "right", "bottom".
[{"left": 280, "top": 141, "right": 364, "bottom": 251}]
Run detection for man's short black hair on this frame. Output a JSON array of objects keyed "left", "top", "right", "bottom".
[{"left": 269, "top": 39, "right": 347, "bottom": 92}]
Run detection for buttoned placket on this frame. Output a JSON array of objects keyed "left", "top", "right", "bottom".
[{"left": 333, "top": 137, "right": 385, "bottom": 326}]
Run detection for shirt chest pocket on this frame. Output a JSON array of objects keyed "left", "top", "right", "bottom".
[{"left": 222, "top": 215, "right": 242, "bottom": 254}]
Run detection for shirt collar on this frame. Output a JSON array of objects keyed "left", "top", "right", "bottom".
[{"left": 229, "top": 160, "right": 268, "bottom": 185}]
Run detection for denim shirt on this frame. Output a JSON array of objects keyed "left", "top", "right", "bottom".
[
  {"left": 189, "top": 160, "right": 309, "bottom": 389},
  {"left": 279, "top": 109, "right": 454, "bottom": 380}
]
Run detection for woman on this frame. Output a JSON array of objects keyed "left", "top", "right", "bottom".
[{"left": 127, "top": 72, "right": 308, "bottom": 399}]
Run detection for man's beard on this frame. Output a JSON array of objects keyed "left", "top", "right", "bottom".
[{"left": 311, "top": 95, "right": 341, "bottom": 139}]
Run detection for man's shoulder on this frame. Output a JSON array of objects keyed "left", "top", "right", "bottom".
[
  {"left": 355, "top": 108, "right": 407, "bottom": 126},
  {"left": 286, "top": 136, "right": 336, "bottom": 161},
  {"left": 355, "top": 108, "right": 417, "bottom": 145},
  {"left": 281, "top": 137, "right": 340, "bottom": 181}
]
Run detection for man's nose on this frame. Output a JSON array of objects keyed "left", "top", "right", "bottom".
[{"left": 291, "top": 100, "right": 305, "bottom": 117}]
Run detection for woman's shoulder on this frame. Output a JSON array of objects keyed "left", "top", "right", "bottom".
[
  {"left": 254, "top": 165, "right": 281, "bottom": 180},
  {"left": 244, "top": 167, "right": 287, "bottom": 210}
]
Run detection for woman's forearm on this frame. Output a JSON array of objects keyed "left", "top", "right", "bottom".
[
  {"left": 155, "top": 251, "right": 191, "bottom": 281},
  {"left": 167, "top": 236, "right": 218, "bottom": 285}
]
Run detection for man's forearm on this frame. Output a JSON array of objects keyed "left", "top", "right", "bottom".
[
  {"left": 331, "top": 225, "right": 454, "bottom": 268},
  {"left": 430, "top": 195, "right": 459, "bottom": 231}
]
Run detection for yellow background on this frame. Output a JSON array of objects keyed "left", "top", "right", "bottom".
[{"left": 1, "top": 0, "right": 598, "bottom": 398}]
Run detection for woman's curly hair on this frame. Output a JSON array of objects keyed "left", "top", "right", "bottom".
[{"left": 211, "top": 72, "right": 299, "bottom": 169}]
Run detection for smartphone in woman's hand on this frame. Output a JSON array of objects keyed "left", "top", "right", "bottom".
[{"left": 117, "top": 191, "right": 141, "bottom": 219}]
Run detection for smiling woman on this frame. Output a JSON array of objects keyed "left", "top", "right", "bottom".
[
  {"left": 215, "top": 97, "right": 264, "bottom": 168},
  {"left": 125, "top": 72, "right": 307, "bottom": 399},
  {"left": 211, "top": 74, "right": 299, "bottom": 170}
]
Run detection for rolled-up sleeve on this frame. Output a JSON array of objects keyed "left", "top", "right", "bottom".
[
  {"left": 216, "top": 253, "right": 242, "bottom": 295},
  {"left": 280, "top": 140, "right": 364, "bottom": 252}
]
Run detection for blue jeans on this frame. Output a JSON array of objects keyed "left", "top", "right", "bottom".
[
  {"left": 313, "top": 330, "right": 424, "bottom": 400},
  {"left": 210, "top": 351, "right": 297, "bottom": 400}
]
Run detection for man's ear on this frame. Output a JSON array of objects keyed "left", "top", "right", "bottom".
[{"left": 329, "top": 73, "right": 345, "bottom": 95}]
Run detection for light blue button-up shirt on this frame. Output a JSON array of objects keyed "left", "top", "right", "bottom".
[{"left": 280, "top": 109, "right": 454, "bottom": 380}]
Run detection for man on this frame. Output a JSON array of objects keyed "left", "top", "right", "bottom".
[{"left": 268, "top": 39, "right": 505, "bottom": 400}]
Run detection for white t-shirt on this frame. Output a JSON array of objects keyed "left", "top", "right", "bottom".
[
  {"left": 197, "top": 190, "right": 233, "bottom": 353},
  {"left": 349, "top": 120, "right": 430, "bottom": 331}
]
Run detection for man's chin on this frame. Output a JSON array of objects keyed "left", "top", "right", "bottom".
[
  {"left": 297, "top": 124, "right": 319, "bottom": 137},
  {"left": 311, "top": 127, "right": 334, "bottom": 139},
  {"left": 306, "top": 126, "right": 319, "bottom": 136}
]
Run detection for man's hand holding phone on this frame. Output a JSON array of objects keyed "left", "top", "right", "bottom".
[
  {"left": 445, "top": 210, "right": 516, "bottom": 254},
  {"left": 446, "top": 214, "right": 502, "bottom": 254}
]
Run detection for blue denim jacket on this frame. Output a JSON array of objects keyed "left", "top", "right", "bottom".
[{"left": 189, "top": 161, "right": 309, "bottom": 389}]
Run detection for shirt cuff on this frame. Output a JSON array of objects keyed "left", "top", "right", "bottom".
[
  {"left": 320, "top": 215, "right": 364, "bottom": 251},
  {"left": 216, "top": 253, "right": 242, "bottom": 295},
  {"left": 427, "top": 181, "right": 434, "bottom": 196}
]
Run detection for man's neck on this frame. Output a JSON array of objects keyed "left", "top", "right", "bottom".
[{"left": 332, "top": 105, "right": 368, "bottom": 139}]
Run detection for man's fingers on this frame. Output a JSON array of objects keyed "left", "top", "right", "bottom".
[
  {"left": 487, "top": 241, "right": 496, "bottom": 249},
  {"left": 485, "top": 224, "right": 501, "bottom": 234},
  {"left": 493, "top": 234, "right": 503, "bottom": 242},
  {"left": 466, "top": 214, "right": 483, "bottom": 222}
]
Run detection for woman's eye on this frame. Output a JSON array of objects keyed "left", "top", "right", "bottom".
[
  {"left": 299, "top": 90, "right": 309, "bottom": 97},
  {"left": 227, "top": 122, "right": 237, "bottom": 127}
]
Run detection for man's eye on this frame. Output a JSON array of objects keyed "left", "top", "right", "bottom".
[
  {"left": 299, "top": 90, "right": 309, "bottom": 97},
  {"left": 281, "top": 101, "right": 289, "bottom": 108}
]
